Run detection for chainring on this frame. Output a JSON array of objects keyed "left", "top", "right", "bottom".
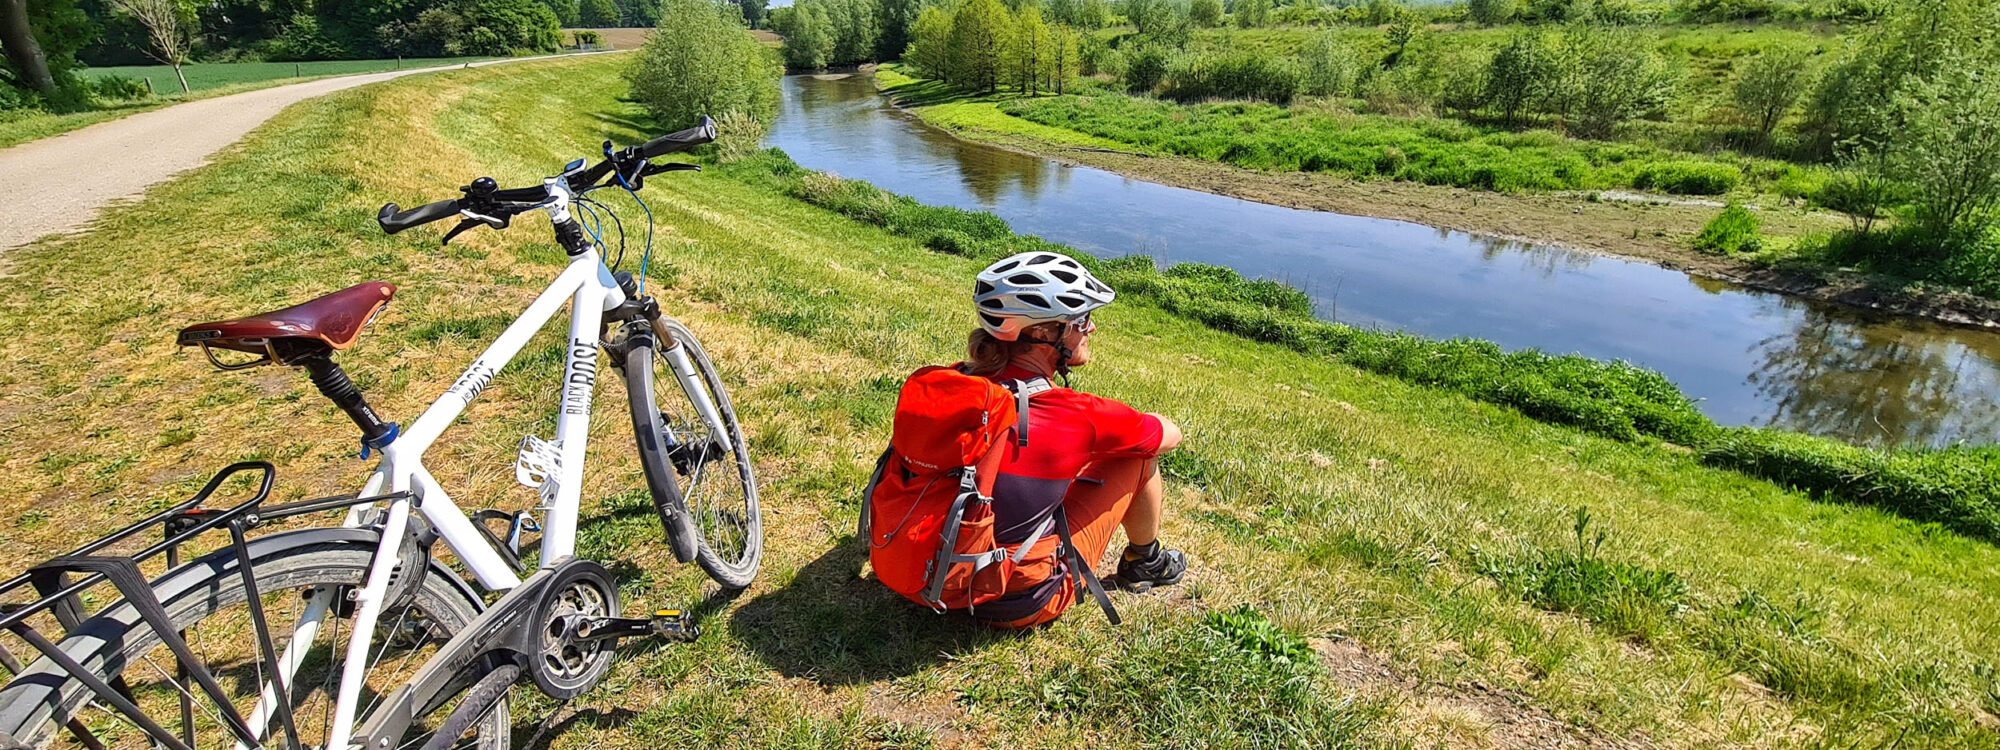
[{"left": 527, "top": 559, "right": 621, "bottom": 699}]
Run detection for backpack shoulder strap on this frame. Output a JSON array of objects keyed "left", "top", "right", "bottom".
[
  {"left": 857, "top": 446, "right": 892, "bottom": 538},
  {"left": 1005, "top": 377, "right": 1055, "bottom": 448},
  {"left": 1054, "top": 506, "right": 1121, "bottom": 625}
]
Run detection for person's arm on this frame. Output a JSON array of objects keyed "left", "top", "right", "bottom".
[{"left": 1149, "top": 414, "right": 1182, "bottom": 452}]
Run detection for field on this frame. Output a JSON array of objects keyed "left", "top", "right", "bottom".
[
  {"left": 77, "top": 56, "right": 502, "bottom": 93},
  {"left": 3, "top": 53, "right": 1998, "bottom": 748}
]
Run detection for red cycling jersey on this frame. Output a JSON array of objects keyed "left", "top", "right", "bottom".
[{"left": 974, "top": 365, "right": 1163, "bottom": 621}]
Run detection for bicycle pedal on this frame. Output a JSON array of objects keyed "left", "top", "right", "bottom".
[{"left": 649, "top": 608, "right": 700, "bottom": 643}]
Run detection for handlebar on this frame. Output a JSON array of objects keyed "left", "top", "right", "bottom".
[
  {"left": 378, "top": 198, "right": 460, "bottom": 234},
  {"left": 640, "top": 115, "right": 716, "bottom": 159},
  {"left": 374, "top": 115, "right": 716, "bottom": 238}
]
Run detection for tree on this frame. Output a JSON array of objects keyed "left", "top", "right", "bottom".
[
  {"left": 108, "top": 0, "right": 194, "bottom": 93},
  {"left": 1732, "top": 47, "right": 1813, "bottom": 145},
  {"left": 1563, "top": 25, "right": 1675, "bottom": 139},
  {"left": 875, "top": 0, "right": 922, "bottom": 59},
  {"left": 1484, "top": 31, "right": 1546, "bottom": 124},
  {"left": 540, "top": 0, "right": 580, "bottom": 26},
  {"left": 1468, "top": 0, "right": 1515, "bottom": 24},
  {"left": 1127, "top": 0, "right": 1188, "bottom": 47},
  {"left": 1886, "top": 50, "right": 2000, "bottom": 239},
  {"left": 624, "top": 0, "right": 780, "bottom": 137},
  {"left": 905, "top": 3, "right": 952, "bottom": 75},
  {"left": 580, "top": 0, "right": 620, "bottom": 26},
  {"left": 1047, "top": 21, "right": 1079, "bottom": 92},
  {"left": 1189, "top": 0, "right": 1220, "bottom": 26},
  {"left": 1006, "top": 3, "right": 1048, "bottom": 93},
  {"left": 828, "top": 0, "right": 878, "bottom": 63},
  {"left": 1381, "top": 10, "right": 1418, "bottom": 66},
  {"left": 774, "top": 2, "right": 833, "bottom": 67},
  {"left": 739, "top": 0, "right": 767, "bottom": 27},
  {"left": 1, "top": 0, "right": 58, "bottom": 95},
  {"left": 947, "top": 0, "right": 1010, "bottom": 91},
  {"left": 1232, "top": 0, "right": 1267, "bottom": 27}
]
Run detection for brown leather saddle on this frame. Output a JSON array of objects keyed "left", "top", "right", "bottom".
[{"left": 177, "top": 282, "right": 396, "bottom": 369}]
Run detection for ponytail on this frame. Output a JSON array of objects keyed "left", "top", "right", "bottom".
[{"left": 965, "top": 323, "right": 1064, "bottom": 377}]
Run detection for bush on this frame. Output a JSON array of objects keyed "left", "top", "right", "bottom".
[
  {"left": 1702, "top": 428, "right": 2000, "bottom": 543},
  {"left": 1692, "top": 204, "right": 1761, "bottom": 256},
  {"left": 1123, "top": 45, "right": 1171, "bottom": 94},
  {"left": 1158, "top": 51, "right": 1301, "bottom": 104},
  {"left": 625, "top": 0, "right": 781, "bottom": 135},
  {"left": 1633, "top": 161, "right": 1741, "bottom": 195},
  {"left": 90, "top": 74, "right": 150, "bottom": 101},
  {"left": 266, "top": 13, "right": 350, "bottom": 61}
]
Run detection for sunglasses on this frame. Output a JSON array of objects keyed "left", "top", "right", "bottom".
[{"left": 1070, "top": 312, "right": 1096, "bottom": 334}]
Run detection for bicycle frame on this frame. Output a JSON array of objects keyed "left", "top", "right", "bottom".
[{"left": 237, "top": 175, "right": 723, "bottom": 750}]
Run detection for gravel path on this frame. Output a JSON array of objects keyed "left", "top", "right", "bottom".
[{"left": 0, "top": 53, "right": 620, "bottom": 252}]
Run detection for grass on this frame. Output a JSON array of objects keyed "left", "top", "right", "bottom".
[
  {"left": 2, "top": 52, "right": 1999, "bottom": 748},
  {"left": 77, "top": 56, "right": 501, "bottom": 93},
  {"left": 995, "top": 89, "right": 1811, "bottom": 196},
  {"left": 1, "top": 54, "right": 543, "bottom": 150}
]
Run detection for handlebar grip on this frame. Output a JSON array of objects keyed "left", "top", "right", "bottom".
[
  {"left": 378, "top": 199, "right": 461, "bottom": 234},
  {"left": 638, "top": 115, "right": 716, "bottom": 159}
]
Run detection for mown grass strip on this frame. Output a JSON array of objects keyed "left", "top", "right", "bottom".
[{"left": 713, "top": 147, "right": 2000, "bottom": 543}]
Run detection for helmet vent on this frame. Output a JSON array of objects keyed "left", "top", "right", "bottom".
[
  {"left": 980, "top": 312, "right": 1006, "bottom": 328},
  {"left": 1030, "top": 253, "right": 1058, "bottom": 264},
  {"left": 1019, "top": 293, "right": 1051, "bottom": 309},
  {"left": 992, "top": 260, "right": 1021, "bottom": 273},
  {"left": 975, "top": 280, "right": 994, "bottom": 295},
  {"left": 1050, "top": 270, "right": 1078, "bottom": 283},
  {"left": 1057, "top": 295, "right": 1087, "bottom": 308},
  {"left": 1006, "top": 273, "right": 1042, "bottom": 285},
  {"left": 978, "top": 298, "right": 1003, "bottom": 309},
  {"left": 1088, "top": 280, "right": 1110, "bottom": 294}
]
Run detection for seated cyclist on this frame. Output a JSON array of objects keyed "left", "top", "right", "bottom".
[{"left": 967, "top": 252, "right": 1187, "bottom": 628}]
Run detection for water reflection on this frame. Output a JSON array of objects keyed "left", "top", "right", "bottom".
[
  {"left": 1747, "top": 302, "right": 2000, "bottom": 447},
  {"left": 768, "top": 73, "right": 2000, "bottom": 448}
]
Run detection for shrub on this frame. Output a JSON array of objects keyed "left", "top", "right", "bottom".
[
  {"left": 1123, "top": 45, "right": 1171, "bottom": 94},
  {"left": 1692, "top": 204, "right": 1761, "bottom": 256},
  {"left": 625, "top": 0, "right": 781, "bottom": 135},
  {"left": 1702, "top": 428, "right": 2000, "bottom": 543},
  {"left": 1159, "top": 51, "right": 1301, "bottom": 105},
  {"left": 1298, "top": 31, "right": 1358, "bottom": 98},
  {"left": 1633, "top": 161, "right": 1740, "bottom": 195},
  {"left": 266, "top": 13, "right": 349, "bottom": 61},
  {"left": 90, "top": 74, "right": 150, "bottom": 101}
]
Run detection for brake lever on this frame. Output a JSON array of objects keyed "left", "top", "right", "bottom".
[{"left": 440, "top": 219, "right": 482, "bottom": 246}]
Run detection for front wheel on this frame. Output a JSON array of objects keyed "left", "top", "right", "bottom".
[{"left": 625, "top": 315, "right": 762, "bottom": 590}]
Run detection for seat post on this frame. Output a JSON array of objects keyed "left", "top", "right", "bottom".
[{"left": 298, "top": 353, "right": 398, "bottom": 455}]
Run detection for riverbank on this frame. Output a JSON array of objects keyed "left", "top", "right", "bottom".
[
  {"left": 868, "top": 68, "right": 2000, "bottom": 331},
  {"left": 3, "top": 53, "right": 1998, "bottom": 748}
]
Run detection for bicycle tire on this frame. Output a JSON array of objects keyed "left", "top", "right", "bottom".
[
  {"left": 625, "top": 315, "right": 763, "bottom": 590},
  {"left": 0, "top": 536, "right": 507, "bottom": 750}
]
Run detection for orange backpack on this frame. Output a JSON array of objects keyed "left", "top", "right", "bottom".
[{"left": 859, "top": 365, "right": 1119, "bottom": 623}]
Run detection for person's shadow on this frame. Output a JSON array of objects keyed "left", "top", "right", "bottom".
[{"left": 728, "top": 536, "right": 1012, "bottom": 685}]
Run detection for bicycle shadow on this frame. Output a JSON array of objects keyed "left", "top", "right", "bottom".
[{"left": 727, "top": 538, "right": 1011, "bottom": 686}]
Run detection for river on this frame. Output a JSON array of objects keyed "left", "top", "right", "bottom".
[{"left": 765, "top": 72, "right": 2000, "bottom": 449}]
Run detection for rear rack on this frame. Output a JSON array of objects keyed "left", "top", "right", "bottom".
[{"left": 0, "top": 462, "right": 408, "bottom": 750}]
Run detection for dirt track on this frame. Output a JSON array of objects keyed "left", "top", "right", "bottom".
[{"left": 0, "top": 52, "right": 620, "bottom": 252}]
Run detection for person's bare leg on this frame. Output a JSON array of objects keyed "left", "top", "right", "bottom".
[{"left": 1121, "top": 460, "right": 1164, "bottom": 547}]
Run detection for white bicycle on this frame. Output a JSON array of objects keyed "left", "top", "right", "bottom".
[{"left": 0, "top": 116, "right": 761, "bottom": 750}]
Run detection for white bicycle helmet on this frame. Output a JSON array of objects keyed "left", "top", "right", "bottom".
[{"left": 973, "top": 252, "right": 1115, "bottom": 341}]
